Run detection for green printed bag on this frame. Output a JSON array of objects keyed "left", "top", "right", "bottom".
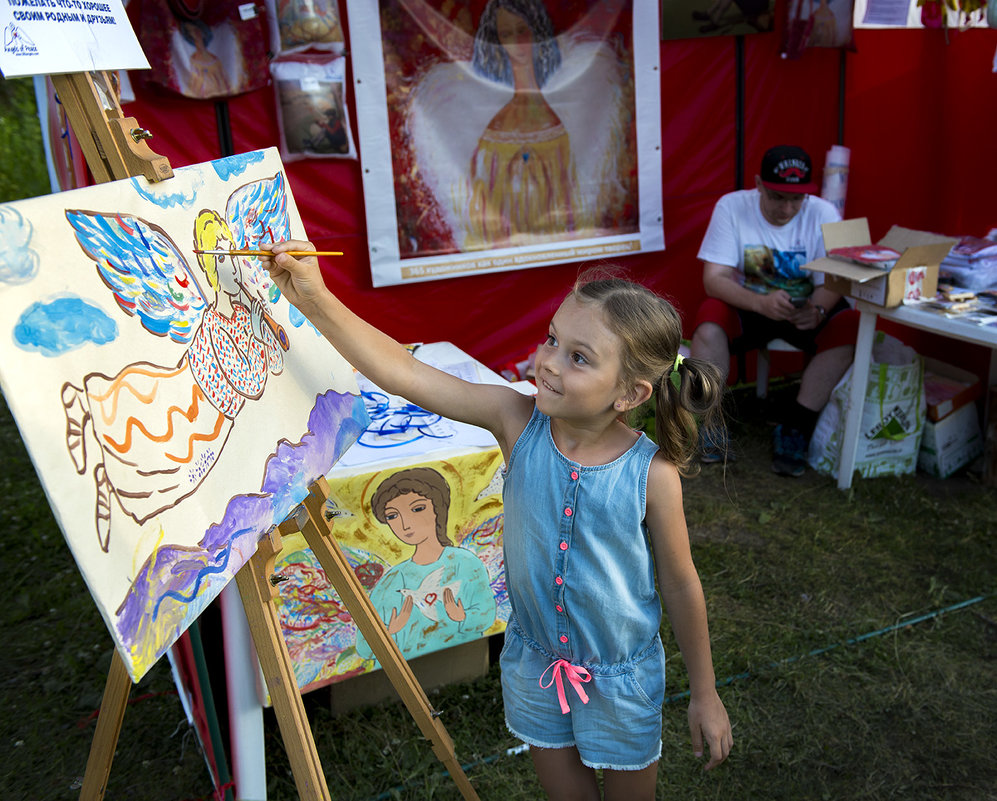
[{"left": 808, "top": 332, "right": 926, "bottom": 480}]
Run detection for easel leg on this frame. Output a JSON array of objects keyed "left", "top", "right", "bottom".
[
  {"left": 295, "top": 479, "right": 481, "bottom": 801},
  {"left": 79, "top": 650, "right": 131, "bottom": 801},
  {"left": 235, "top": 530, "right": 331, "bottom": 801}
]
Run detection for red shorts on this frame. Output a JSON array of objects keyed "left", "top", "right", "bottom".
[{"left": 692, "top": 297, "right": 859, "bottom": 356}]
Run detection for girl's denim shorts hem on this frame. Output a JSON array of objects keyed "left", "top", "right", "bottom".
[
  {"left": 505, "top": 720, "right": 575, "bottom": 751},
  {"left": 500, "top": 625, "right": 665, "bottom": 771},
  {"left": 505, "top": 723, "right": 662, "bottom": 772},
  {"left": 578, "top": 749, "right": 662, "bottom": 772}
]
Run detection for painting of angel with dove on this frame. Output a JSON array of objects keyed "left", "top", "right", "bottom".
[
  {"left": 354, "top": 467, "right": 497, "bottom": 661},
  {"left": 60, "top": 176, "right": 290, "bottom": 552},
  {"left": 0, "top": 148, "right": 368, "bottom": 681}
]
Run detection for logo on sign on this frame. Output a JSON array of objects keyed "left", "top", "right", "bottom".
[{"left": 4, "top": 23, "right": 39, "bottom": 56}]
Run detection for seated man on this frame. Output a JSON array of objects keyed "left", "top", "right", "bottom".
[{"left": 690, "top": 144, "right": 858, "bottom": 477}]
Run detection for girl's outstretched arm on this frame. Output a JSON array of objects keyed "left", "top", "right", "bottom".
[
  {"left": 262, "top": 241, "right": 533, "bottom": 457},
  {"left": 645, "top": 454, "right": 733, "bottom": 771}
]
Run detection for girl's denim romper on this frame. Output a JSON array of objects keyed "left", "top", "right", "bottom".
[{"left": 500, "top": 407, "right": 666, "bottom": 770}]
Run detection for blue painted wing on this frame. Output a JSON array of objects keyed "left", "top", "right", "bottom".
[
  {"left": 225, "top": 171, "right": 291, "bottom": 248},
  {"left": 65, "top": 210, "right": 208, "bottom": 344},
  {"left": 225, "top": 173, "right": 292, "bottom": 303}
]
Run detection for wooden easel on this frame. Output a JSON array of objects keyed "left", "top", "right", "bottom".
[
  {"left": 49, "top": 71, "right": 173, "bottom": 185},
  {"left": 58, "top": 70, "right": 480, "bottom": 801},
  {"left": 278, "top": 478, "right": 480, "bottom": 800}
]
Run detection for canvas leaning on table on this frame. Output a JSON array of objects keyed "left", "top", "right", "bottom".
[{"left": 275, "top": 449, "right": 510, "bottom": 693}]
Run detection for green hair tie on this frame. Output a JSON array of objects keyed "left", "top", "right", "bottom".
[{"left": 669, "top": 353, "right": 684, "bottom": 391}]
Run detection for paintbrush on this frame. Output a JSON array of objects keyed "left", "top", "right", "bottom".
[{"left": 193, "top": 249, "right": 344, "bottom": 257}]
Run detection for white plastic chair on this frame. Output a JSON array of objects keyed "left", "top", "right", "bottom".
[{"left": 755, "top": 339, "right": 803, "bottom": 398}]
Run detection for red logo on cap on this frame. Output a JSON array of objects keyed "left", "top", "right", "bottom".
[{"left": 773, "top": 157, "right": 808, "bottom": 183}]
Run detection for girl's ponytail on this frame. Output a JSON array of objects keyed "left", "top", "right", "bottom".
[{"left": 654, "top": 354, "right": 726, "bottom": 475}]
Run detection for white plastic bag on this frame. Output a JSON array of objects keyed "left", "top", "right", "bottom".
[{"left": 808, "top": 332, "right": 926, "bottom": 479}]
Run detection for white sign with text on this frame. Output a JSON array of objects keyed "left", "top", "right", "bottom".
[{"left": 0, "top": 0, "right": 148, "bottom": 78}]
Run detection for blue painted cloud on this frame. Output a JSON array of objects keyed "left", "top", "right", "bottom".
[
  {"left": 0, "top": 205, "right": 40, "bottom": 285},
  {"left": 14, "top": 296, "right": 118, "bottom": 356},
  {"left": 211, "top": 150, "right": 266, "bottom": 181},
  {"left": 130, "top": 176, "right": 200, "bottom": 210}
]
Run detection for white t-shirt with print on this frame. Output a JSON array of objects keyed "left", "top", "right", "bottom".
[{"left": 697, "top": 189, "right": 841, "bottom": 298}]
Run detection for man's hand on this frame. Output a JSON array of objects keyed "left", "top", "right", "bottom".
[
  {"left": 755, "top": 289, "right": 798, "bottom": 322},
  {"left": 787, "top": 300, "right": 824, "bottom": 331}
]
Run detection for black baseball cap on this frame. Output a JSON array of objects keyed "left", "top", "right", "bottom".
[{"left": 759, "top": 145, "right": 817, "bottom": 194}]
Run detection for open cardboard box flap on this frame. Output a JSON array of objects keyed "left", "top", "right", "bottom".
[{"left": 809, "top": 219, "right": 956, "bottom": 284}]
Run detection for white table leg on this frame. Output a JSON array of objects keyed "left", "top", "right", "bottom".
[{"left": 838, "top": 309, "right": 878, "bottom": 489}]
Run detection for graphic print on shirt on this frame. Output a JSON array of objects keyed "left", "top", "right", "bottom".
[{"left": 743, "top": 244, "right": 814, "bottom": 298}]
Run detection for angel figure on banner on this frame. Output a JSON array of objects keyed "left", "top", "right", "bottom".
[
  {"left": 400, "top": 0, "right": 636, "bottom": 253},
  {"left": 59, "top": 174, "right": 292, "bottom": 552}
]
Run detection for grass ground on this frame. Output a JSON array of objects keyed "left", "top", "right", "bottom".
[
  {"left": 2, "top": 380, "right": 995, "bottom": 801},
  {"left": 0, "top": 77, "right": 50, "bottom": 202}
]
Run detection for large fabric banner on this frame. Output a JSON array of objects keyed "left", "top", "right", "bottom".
[
  {"left": 348, "top": 0, "right": 663, "bottom": 287},
  {"left": 0, "top": 148, "right": 369, "bottom": 681}
]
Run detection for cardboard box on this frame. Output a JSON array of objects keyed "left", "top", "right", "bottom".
[
  {"left": 984, "top": 386, "right": 997, "bottom": 488},
  {"left": 922, "top": 357, "right": 983, "bottom": 422},
  {"left": 918, "top": 401, "right": 983, "bottom": 478},
  {"left": 808, "top": 219, "right": 956, "bottom": 308},
  {"left": 328, "top": 637, "right": 491, "bottom": 715}
]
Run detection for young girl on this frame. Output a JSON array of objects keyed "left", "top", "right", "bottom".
[{"left": 264, "top": 241, "right": 733, "bottom": 800}]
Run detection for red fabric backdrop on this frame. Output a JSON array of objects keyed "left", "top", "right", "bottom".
[{"left": 121, "top": 16, "right": 997, "bottom": 376}]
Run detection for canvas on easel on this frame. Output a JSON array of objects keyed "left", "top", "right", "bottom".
[
  {"left": 0, "top": 103, "right": 483, "bottom": 801},
  {"left": 0, "top": 144, "right": 370, "bottom": 682}
]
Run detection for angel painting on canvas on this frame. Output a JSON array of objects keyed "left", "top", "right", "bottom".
[
  {"left": 58, "top": 174, "right": 291, "bottom": 552},
  {"left": 0, "top": 149, "right": 369, "bottom": 682},
  {"left": 273, "top": 452, "right": 508, "bottom": 693}
]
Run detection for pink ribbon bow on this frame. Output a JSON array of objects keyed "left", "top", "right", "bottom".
[{"left": 540, "top": 659, "right": 592, "bottom": 714}]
